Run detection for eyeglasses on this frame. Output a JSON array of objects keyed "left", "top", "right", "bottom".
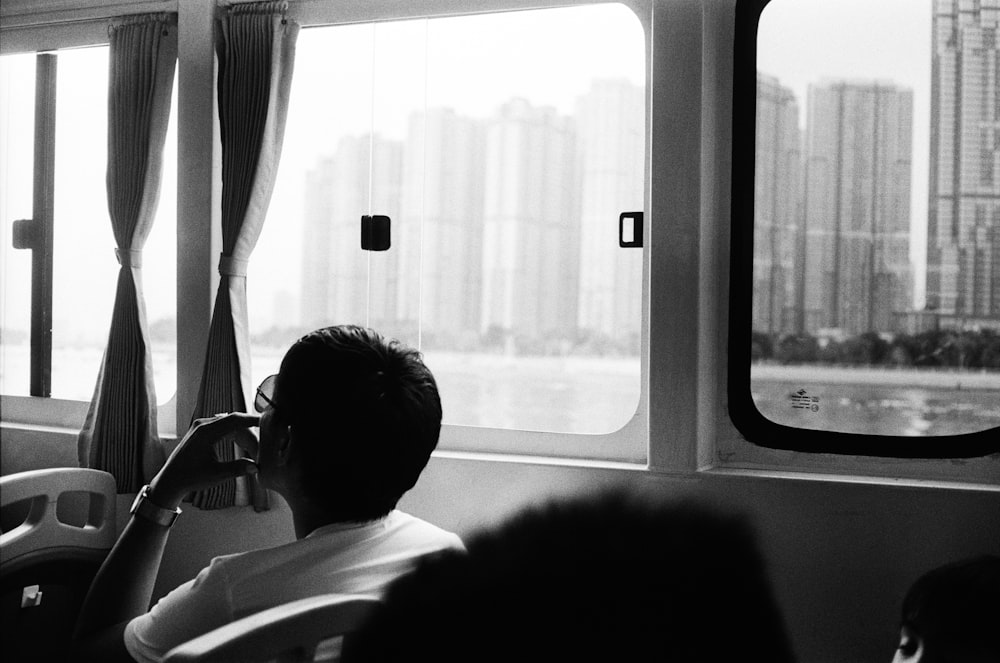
[{"left": 255, "top": 374, "right": 278, "bottom": 413}]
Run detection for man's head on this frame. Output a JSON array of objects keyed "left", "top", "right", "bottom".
[
  {"left": 256, "top": 325, "right": 442, "bottom": 522},
  {"left": 345, "top": 490, "right": 795, "bottom": 662},
  {"left": 893, "top": 555, "right": 1000, "bottom": 663}
]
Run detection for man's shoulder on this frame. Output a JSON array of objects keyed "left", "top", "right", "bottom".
[{"left": 384, "top": 510, "right": 465, "bottom": 552}]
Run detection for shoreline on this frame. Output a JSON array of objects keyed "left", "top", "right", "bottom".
[{"left": 752, "top": 363, "right": 1000, "bottom": 389}]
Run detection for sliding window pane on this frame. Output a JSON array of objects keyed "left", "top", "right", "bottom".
[{"left": 420, "top": 5, "right": 645, "bottom": 434}]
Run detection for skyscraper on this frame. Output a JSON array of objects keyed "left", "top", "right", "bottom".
[
  {"left": 397, "top": 108, "right": 486, "bottom": 346},
  {"left": 480, "top": 98, "right": 579, "bottom": 341},
  {"left": 575, "top": 79, "right": 644, "bottom": 346},
  {"left": 754, "top": 73, "right": 802, "bottom": 334},
  {"left": 927, "top": 0, "right": 1000, "bottom": 320},
  {"left": 802, "top": 80, "right": 913, "bottom": 335}
]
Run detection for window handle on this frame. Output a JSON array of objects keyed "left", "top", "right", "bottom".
[
  {"left": 12, "top": 219, "right": 39, "bottom": 250},
  {"left": 619, "top": 212, "right": 643, "bottom": 248},
  {"left": 361, "top": 214, "right": 391, "bottom": 251}
]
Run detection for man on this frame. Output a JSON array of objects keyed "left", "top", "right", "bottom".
[{"left": 73, "top": 325, "right": 464, "bottom": 662}]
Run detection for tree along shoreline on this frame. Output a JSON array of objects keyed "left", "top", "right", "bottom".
[
  {"left": 751, "top": 328, "right": 1000, "bottom": 370},
  {"left": 752, "top": 363, "right": 1000, "bottom": 390}
]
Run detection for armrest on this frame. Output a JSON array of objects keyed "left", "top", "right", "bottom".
[{"left": 1, "top": 468, "right": 117, "bottom": 576}]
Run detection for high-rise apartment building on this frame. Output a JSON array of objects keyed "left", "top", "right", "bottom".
[
  {"left": 801, "top": 80, "right": 913, "bottom": 335},
  {"left": 397, "top": 108, "right": 486, "bottom": 346},
  {"left": 754, "top": 73, "right": 802, "bottom": 334},
  {"left": 575, "top": 79, "right": 644, "bottom": 346},
  {"left": 481, "top": 99, "right": 579, "bottom": 340},
  {"left": 927, "top": 0, "right": 1000, "bottom": 320}
]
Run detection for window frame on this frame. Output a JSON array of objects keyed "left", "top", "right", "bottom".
[
  {"left": 1, "top": 0, "right": 652, "bottom": 464},
  {"left": 274, "top": 0, "right": 654, "bottom": 463},
  {"left": 1, "top": 1, "right": 180, "bottom": 436},
  {"left": 725, "top": 0, "right": 1000, "bottom": 459}
]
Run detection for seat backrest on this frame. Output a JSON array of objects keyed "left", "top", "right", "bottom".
[
  {"left": 1, "top": 467, "right": 117, "bottom": 574},
  {"left": 162, "top": 593, "right": 382, "bottom": 663},
  {"left": 1, "top": 468, "right": 117, "bottom": 662}
]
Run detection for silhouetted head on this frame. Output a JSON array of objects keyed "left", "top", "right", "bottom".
[
  {"left": 345, "top": 489, "right": 795, "bottom": 662},
  {"left": 893, "top": 554, "right": 1000, "bottom": 663},
  {"left": 258, "top": 325, "right": 442, "bottom": 522}
]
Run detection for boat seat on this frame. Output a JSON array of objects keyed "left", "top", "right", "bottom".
[
  {"left": 0, "top": 468, "right": 117, "bottom": 662},
  {"left": 163, "top": 593, "right": 381, "bottom": 663}
]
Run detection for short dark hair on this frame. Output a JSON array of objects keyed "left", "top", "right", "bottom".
[
  {"left": 274, "top": 325, "right": 442, "bottom": 521},
  {"left": 900, "top": 554, "right": 1000, "bottom": 663},
  {"left": 346, "top": 490, "right": 795, "bottom": 662}
]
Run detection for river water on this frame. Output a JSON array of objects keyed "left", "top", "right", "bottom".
[{"left": 2, "top": 345, "right": 997, "bottom": 437}]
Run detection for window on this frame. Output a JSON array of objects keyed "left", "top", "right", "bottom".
[
  {"left": 0, "top": 47, "right": 177, "bottom": 406},
  {"left": 250, "top": 4, "right": 646, "bottom": 441},
  {"left": 729, "top": 0, "right": 1000, "bottom": 457}
]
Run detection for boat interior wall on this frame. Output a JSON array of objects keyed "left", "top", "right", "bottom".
[{"left": 147, "top": 458, "right": 1000, "bottom": 663}]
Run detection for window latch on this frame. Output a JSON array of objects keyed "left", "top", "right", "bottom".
[
  {"left": 619, "top": 212, "right": 643, "bottom": 248},
  {"left": 361, "top": 215, "right": 391, "bottom": 251},
  {"left": 12, "top": 219, "right": 39, "bottom": 250}
]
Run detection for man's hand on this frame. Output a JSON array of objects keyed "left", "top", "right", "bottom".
[
  {"left": 74, "top": 411, "right": 262, "bottom": 658},
  {"left": 148, "top": 412, "right": 261, "bottom": 508}
]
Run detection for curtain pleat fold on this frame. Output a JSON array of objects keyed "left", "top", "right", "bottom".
[
  {"left": 78, "top": 14, "right": 177, "bottom": 493},
  {"left": 188, "top": 2, "right": 298, "bottom": 509}
]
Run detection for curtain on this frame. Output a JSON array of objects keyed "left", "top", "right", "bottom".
[
  {"left": 78, "top": 15, "right": 177, "bottom": 493},
  {"left": 189, "top": 2, "right": 298, "bottom": 509}
]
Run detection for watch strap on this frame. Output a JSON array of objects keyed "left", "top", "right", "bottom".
[{"left": 130, "top": 484, "right": 182, "bottom": 527}]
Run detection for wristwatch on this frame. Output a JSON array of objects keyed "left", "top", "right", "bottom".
[{"left": 130, "top": 484, "right": 182, "bottom": 527}]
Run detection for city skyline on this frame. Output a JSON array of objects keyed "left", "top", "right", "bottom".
[
  {"left": 754, "top": 0, "right": 999, "bottom": 337},
  {"left": 297, "top": 79, "right": 644, "bottom": 350},
  {"left": 758, "top": 0, "right": 934, "bottom": 309}
]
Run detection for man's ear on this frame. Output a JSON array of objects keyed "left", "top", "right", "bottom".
[{"left": 275, "top": 423, "right": 295, "bottom": 465}]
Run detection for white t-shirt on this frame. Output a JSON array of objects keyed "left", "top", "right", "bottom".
[{"left": 123, "top": 510, "right": 464, "bottom": 663}]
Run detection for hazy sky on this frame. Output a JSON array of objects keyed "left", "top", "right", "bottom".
[{"left": 758, "top": 0, "right": 933, "bottom": 306}]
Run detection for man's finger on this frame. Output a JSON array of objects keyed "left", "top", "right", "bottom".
[
  {"left": 217, "top": 458, "right": 259, "bottom": 479},
  {"left": 232, "top": 428, "right": 260, "bottom": 458},
  {"left": 201, "top": 412, "right": 261, "bottom": 437}
]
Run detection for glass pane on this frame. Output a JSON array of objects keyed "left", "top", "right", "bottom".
[
  {"left": 0, "top": 54, "right": 35, "bottom": 396},
  {"left": 420, "top": 5, "right": 645, "bottom": 434},
  {"left": 0, "top": 48, "right": 177, "bottom": 405},
  {"left": 753, "top": 0, "right": 1000, "bottom": 436},
  {"left": 252, "top": 4, "right": 645, "bottom": 435}
]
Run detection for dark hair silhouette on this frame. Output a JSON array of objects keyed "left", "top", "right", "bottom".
[
  {"left": 898, "top": 554, "right": 1000, "bottom": 663},
  {"left": 346, "top": 489, "right": 795, "bottom": 662},
  {"left": 275, "top": 325, "right": 442, "bottom": 522}
]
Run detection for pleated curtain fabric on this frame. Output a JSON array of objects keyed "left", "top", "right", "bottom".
[
  {"left": 188, "top": 2, "right": 298, "bottom": 509},
  {"left": 77, "top": 15, "right": 177, "bottom": 493}
]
